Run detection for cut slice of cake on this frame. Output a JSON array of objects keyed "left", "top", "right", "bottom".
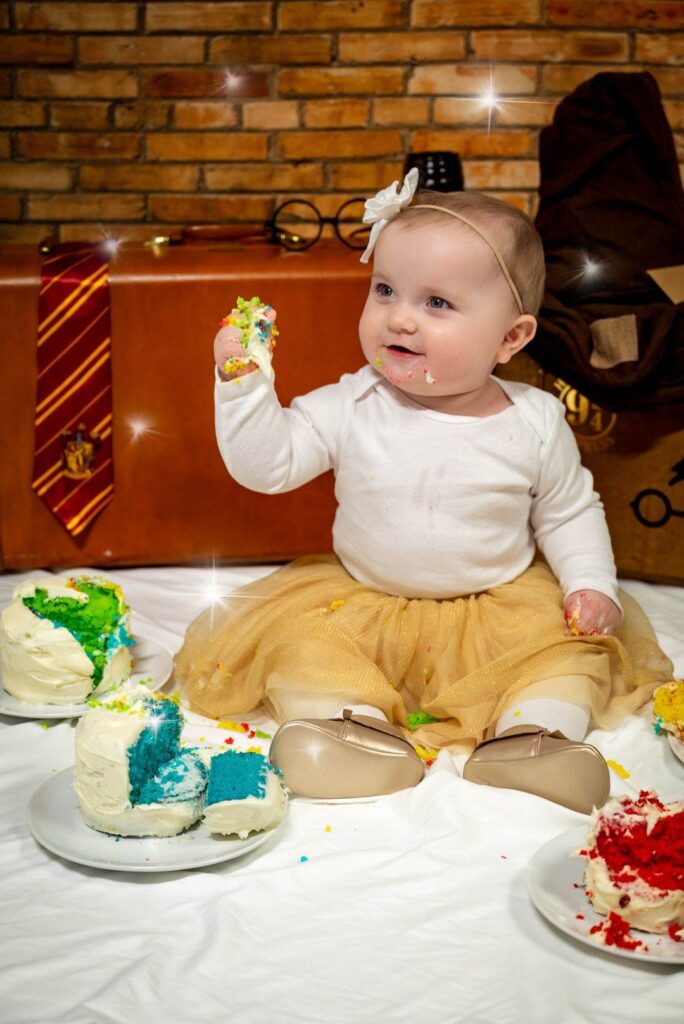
[{"left": 203, "top": 749, "right": 287, "bottom": 839}]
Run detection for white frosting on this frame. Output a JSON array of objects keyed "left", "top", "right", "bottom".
[
  {"left": 241, "top": 304, "right": 275, "bottom": 380},
  {"left": 203, "top": 770, "right": 287, "bottom": 839},
  {"left": 0, "top": 577, "right": 132, "bottom": 705},
  {"left": 74, "top": 685, "right": 204, "bottom": 838},
  {"left": 583, "top": 795, "right": 684, "bottom": 934}
]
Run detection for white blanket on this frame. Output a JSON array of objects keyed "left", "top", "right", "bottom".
[{"left": 1, "top": 566, "right": 683, "bottom": 1024}]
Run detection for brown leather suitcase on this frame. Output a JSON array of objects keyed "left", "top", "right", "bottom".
[{"left": 0, "top": 240, "right": 369, "bottom": 570}]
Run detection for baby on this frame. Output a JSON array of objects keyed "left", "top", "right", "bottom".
[{"left": 175, "top": 169, "right": 672, "bottom": 813}]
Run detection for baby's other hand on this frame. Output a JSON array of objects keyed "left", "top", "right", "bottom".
[{"left": 564, "top": 590, "right": 622, "bottom": 637}]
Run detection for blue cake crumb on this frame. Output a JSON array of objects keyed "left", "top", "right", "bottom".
[
  {"left": 205, "top": 751, "right": 277, "bottom": 806},
  {"left": 128, "top": 698, "right": 183, "bottom": 805},
  {"left": 138, "top": 751, "right": 207, "bottom": 805}
]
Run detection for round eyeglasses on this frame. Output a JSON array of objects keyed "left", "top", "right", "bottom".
[{"left": 265, "top": 199, "right": 370, "bottom": 252}]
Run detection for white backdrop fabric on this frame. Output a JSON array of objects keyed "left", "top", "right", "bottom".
[{"left": 1, "top": 565, "right": 683, "bottom": 1024}]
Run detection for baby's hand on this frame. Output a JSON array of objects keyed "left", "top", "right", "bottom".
[
  {"left": 214, "top": 303, "right": 277, "bottom": 381},
  {"left": 564, "top": 590, "right": 622, "bottom": 637},
  {"left": 214, "top": 311, "right": 257, "bottom": 381}
]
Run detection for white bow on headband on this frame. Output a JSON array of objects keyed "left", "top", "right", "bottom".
[{"left": 359, "top": 166, "right": 419, "bottom": 264}]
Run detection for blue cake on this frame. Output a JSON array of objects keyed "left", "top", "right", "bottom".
[
  {"left": 203, "top": 750, "right": 287, "bottom": 838},
  {"left": 74, "top": 684, "right": 287, "bottom": 839}
]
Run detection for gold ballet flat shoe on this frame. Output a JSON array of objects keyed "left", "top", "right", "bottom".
[
  {"left": 462, "top": 725, "right": 610, "bottom": 815},
  {"left": 269, "top": 709, "right": 425, "bottom": 799}
]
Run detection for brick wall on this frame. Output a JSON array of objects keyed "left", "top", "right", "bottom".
[{"left": 0, "top": 1, "right": 682, "bottom": 243}]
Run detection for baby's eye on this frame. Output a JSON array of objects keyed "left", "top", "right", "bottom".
[
  {"left": 427, "top": 295, "right": 451, "bottom": 309},
  {"left": 374, "top": 283, "right": 393, "bottom": 298}
]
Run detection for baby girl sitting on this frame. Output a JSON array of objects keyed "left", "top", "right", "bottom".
[{"left": 174, "top": 169, "right": 672, "bottom": 813}]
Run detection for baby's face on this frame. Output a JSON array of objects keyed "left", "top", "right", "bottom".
[{"left": 359, "top": 218, "right": 528, "bottom": 408}]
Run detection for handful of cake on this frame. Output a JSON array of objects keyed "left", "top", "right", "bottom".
[
  {"left": 218, "top": 295, "right": 278, "bottom": 380},
  {"left": 578, "top": 791, "right": 684, "bottom": 950},
  {"left": 74, "top": 683, "right": 287, "bottom": 838},
  {"left": 653, "top": 680, "right": 684, "bottom": 744},
  {"left": 0, "top": 575, "right": 134, "bottom": 705}
]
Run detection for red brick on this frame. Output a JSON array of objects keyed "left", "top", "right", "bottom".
[
  {"left": 471, "top": 30, "right": 629, "bottom": 62},
  {"left": 483, "top": 191, "right": 531, "bottom": 213},
  {"left": 174, "top": 101, "right": 238, "bottom": 129},
  {"left": 146, "top": 3, "right": 272, "bottom": 32},
  {"left": 0, "top": 195, "right": 22, "bottom": 219},
  {"left": 210, "top": 34, "right": 332, "bottom": 65},
  {"left": 114, "top": 100, "right": 170, "bottom": 129},
  {"left": 665, "top": 100, "right": 684, "bottom": 130},
  {"left": 15, "top": 3, "right": 137, "bottom": 31},
  {"left": 303, "top": 99, "right": 369, "bottom": 128},
  {"left": 329, "top": 160, "right": 404, "bottom": 190},
  {"left": 0, "top": 133, "right": 9, "bottom": 156},
  {"left": 18, "top": 70, "right": 137, "bottom": 99},
  {"left": 434, "top": 95, "right": 556, "bottom": 126},
  {"left": 648, "top": 67, "right": 684, "bottom": 96},
  {"left": 80, "top": 36, "right": 204, "bottom": 65},
  {"left": 146, "top": 132, "right": 267, "bottom": 160},
  {"left": 0, "top": 101, "right": 46, "bottom": 127},
  {"left": 51, "top": 101, "right": 110, "bottom": 130},
  {"left": 148, "top": 194, "right": 271, "bottom": 222},
  {"left": 548, "top": 1, "right": 684, "bottom": 29},
  {"left": 373, "top": 97, "right": 430, "bottom": 125},
  {"left": 0, "top": 34, "right": 75, "bottom": 64},
  {"left": 411, "top": 129, "right": 536, "bottom": 157},
  {"left": 280, "top": 1, "right": 404, "bottom": 30},
  {"left": 410, "top": 64, "right": 537, "bottom": 95},
  {"left": 463, "top": 160, "right": 539, "bottom": 189},
  {"left": 81, "top": 164, "right": 200, "bottom": 191},
  {"left": 0, "top": 162, "right": 73, "bottom": 189},
  {"left": 0, "top": 72, "right": 10, "bottom": 98},
  {"left": 412, "top": 0, "right": 541, "bottom": 27},
  {"left": 205, "top": 162, "right": 324, "bottom": 191},
  {"left": 280, "top": 129, "right": 402, "bottom": 159},
  {"left": 338, "top": 31, "right": 466, "bottom": 63},
  {"left": 242, "top": 101, "right": 299, "bottom": 129},
  {"left": 635, "top": 33, "right": 684, "bottom": 64},
  {"left": 145, "top": 69, "right": 268, "bottom": 98},
  {"left": 19, "top": 132, "right": 140, "bottom": 159},
  {"left": 0, "top": 4, "right": 9, "bottom": 30},
  {"left": 542, "top": 63, "right": 684, "bottom": 95},
  {"left": 279, "top": 67, "right": 404, "bottom": 96},
  {"left": 0, "top": 223, "right": 51, "bottom": 243},
  {"left": 28, "top": 193, "right": 145, "bottom": 220},
  {"left": 272, "top": 192, "right": 363, "bottom": 217}
]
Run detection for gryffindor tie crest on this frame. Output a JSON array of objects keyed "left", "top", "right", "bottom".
[{"left": 61, "top": 422, "right": 101, "bottom": 479}]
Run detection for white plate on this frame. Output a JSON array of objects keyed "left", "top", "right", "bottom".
[
  {"left": 0, "top": 631, "right": 173, "bottom": 719},
  {"left": 668, "top": 733, "right": 684, "bottom": 765},
  {"left": 528, "top": 826, "right": 684, "bottom": 965},
  {"left": 28, "top": 767, "right": 284, "bottom": 873}
]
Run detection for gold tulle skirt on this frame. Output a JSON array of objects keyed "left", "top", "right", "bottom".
[{"left": 173, "top": 556, "right": 673, "bottom": 752}]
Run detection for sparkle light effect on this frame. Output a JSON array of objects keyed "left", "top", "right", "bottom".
[
  {"left": 565, "top": 252, "right": 613, "bottom": 287},
  {"left": 126, "top": 415, "right": 155, "bottom": 443},
  {"left": 222, "top": 70, "right": 243, "bottom": 94},
  {"left": 97, "top": 226, "right": 124, "bottom": 258},
  {"left": 452, "top": 60, "right": 552, "bottom": 135},
  {"left": 198, "top": 557, "right": 271, "bottom": 632}
]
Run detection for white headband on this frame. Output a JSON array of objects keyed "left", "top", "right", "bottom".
[{"left": 359, "top": 167, "right": 524, "bottom": 315}]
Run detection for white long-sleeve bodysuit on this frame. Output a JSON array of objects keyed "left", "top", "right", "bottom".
[{"left": 215, "top": 365, "right": 620, "bottom": 608}]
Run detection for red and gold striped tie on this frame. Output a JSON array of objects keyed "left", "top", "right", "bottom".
[{"left": 32, "top": 243, "right": 114, "bottom": 537}]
